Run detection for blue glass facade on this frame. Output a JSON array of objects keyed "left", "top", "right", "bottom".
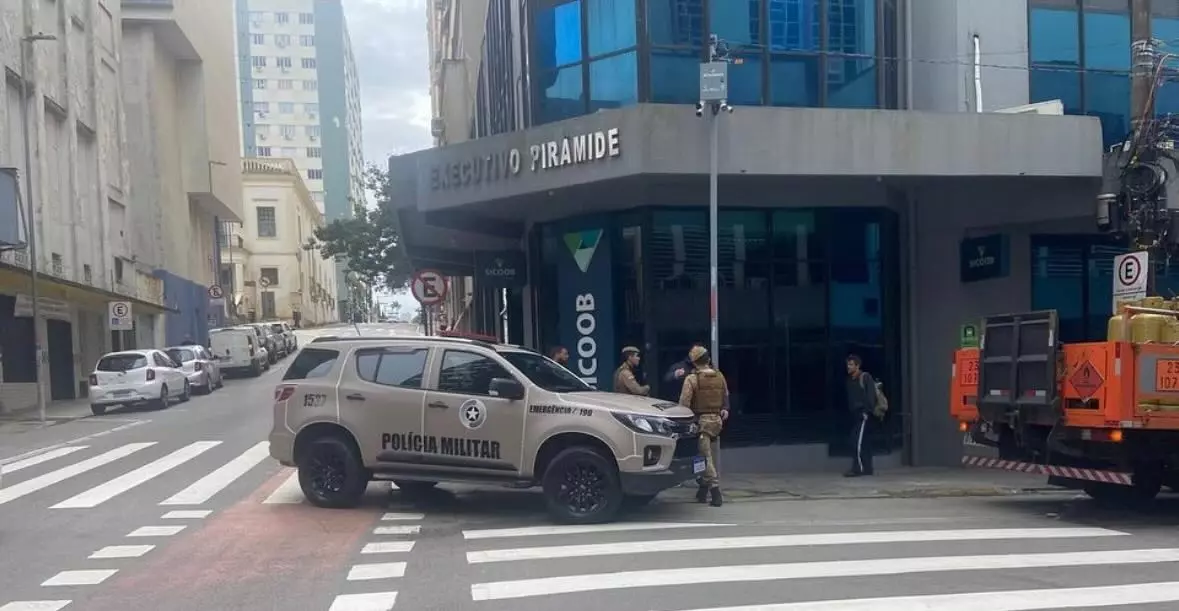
[
  {"left": 529, "top": 0, "right": 897, "bottom": 125},
  {"left": 1152, "top": 4, "right": 1179, "bottom": 116},
  {"left": 1028, "top": 0, "right": 1132, "bottom": 148}
]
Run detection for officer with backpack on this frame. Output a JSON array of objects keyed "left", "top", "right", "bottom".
[{"left": 844, "top": 353, "right": 888, "bottom": 477}]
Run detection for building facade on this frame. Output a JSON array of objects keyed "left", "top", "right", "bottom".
[
  {"left": 121, "top": 0, "right": 244, "bottom": 346},
  {"left": 220, "top": 158, "right": 336, "bottom": 326},
  {"left": 233, "top": 0, "right": 365, "bottom": 320},
  {"left": 392, "top": 0, "right": 1152, "bottom": 471}
]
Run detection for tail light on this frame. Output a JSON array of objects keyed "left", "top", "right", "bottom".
[
  {"left": 88, "top": 374, "right": 97, "bottom": 386},
  {"left": 146, "top": 369, "right": 156, "bottom": 382},
  {"left": 194, "top": 362, "right": 203, "bottom": 371},
  {"left": 275, "top": 385, "right": 296, "bottom": 402}
]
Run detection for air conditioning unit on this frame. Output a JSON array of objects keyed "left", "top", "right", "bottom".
[
  {"left": 259, "top": 133, "right": 268, "bottom": 140},
  {"left": 310, "top": 135, "right": 318, "bottom": 141},
  {"left": 431, "top": 118, "right": 445, "bottom": 137},
  {"left": 257, "top": 111, "right": 268, "bottom": 118},
  {"left": 308, "top": 112, "right": 317, "bottom": 119},
  {"left": 281, "top": 66, "right": 289, "bottom": 73}
]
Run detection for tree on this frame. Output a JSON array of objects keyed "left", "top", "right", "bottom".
[
  {"left": 411, "top": 308, "right": 422, "bottom": 325},
  {"left": 304, "top": 164, "right": 411, "bottom": 292}
]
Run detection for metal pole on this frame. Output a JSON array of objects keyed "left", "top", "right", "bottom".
[
  {"left": 708, "top": 108, "right": 719, "bottom": 369},
  {"left": 19, "top": 36, "right": 47, "bottom": 425}
]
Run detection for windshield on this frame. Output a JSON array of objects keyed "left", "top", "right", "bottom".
[
  {"left": 500, "top": 351, "right": 591, "bottom": 393},
  {"left": 269, "top": 323, "right": 284, "bottom": 333},
  {"left": 167, "top": 349, "right": 196, "bottom": 363},
  {"left": 97, "top": 354, "right": 147, "bottom": 372}
]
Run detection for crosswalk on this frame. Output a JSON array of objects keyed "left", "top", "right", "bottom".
[
  {"left": 459, "top": 521, "right": 1179, "bottom": 609},
  {"left": 0, "top": 439, "right": 290, "bottom": 510}
]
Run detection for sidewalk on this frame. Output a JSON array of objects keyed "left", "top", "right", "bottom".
[
  {"left": 662, "top": 467, "right": 1062, "bottom": 503},
  {"left": 0, "top": 397, "right": 97, "bottom": 434}
]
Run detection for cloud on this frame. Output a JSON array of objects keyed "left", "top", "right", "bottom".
[{"left": 344, "top": 0, "right": 433, "bottom": 165}]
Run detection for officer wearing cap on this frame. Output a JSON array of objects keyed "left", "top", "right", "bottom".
[
  {"left": 679, "top": 345, "right": 729, "bottom": 507},
  {"left": 613, "top": 346, "right": 650, "bottom": 396}
]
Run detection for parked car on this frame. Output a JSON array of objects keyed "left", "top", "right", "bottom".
[
  {"left": 210, "top": 327, "right": 268, "bottom": 376},
  {"left": 268, "top": 321, "right": 297, "bottom": 354},
  {"left": 88, "top": 350, "right": 191, "bottom": 415},
  {"left": 247, "top": 323, "right": 283, "bottom": 362},
  {"left": 165, "top": 344, "right": 224, "bottom": 394}
]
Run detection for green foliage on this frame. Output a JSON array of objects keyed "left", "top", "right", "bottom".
[{"left": 304, "top": 164, "right": 411, "bottom": 292}]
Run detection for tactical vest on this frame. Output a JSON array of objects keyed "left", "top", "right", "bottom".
[
  {"left": 613, "top": 364, "right": 633, "bottom": 394},
  {"left": 690, "top": 368, "right": 726, "bottom": 414}
]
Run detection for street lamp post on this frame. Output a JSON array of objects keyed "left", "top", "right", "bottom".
[
  {"left": 20, "top": 32, "right": 57, "bottom": 426},
  {"left": 696, "top": 34, "right": 734, "bottom": 368}
]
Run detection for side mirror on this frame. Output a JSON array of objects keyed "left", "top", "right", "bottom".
[{"left": 489, "top": 377, "right": 525, "bottom": 401}]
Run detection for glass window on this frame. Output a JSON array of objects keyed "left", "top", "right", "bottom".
[
  {"left": 256, "top": 206, "right": 277, "bottom": 238},
  {"left": 589, "top": 51, "right": 638, "bottom": 111},
  {"left": 728, "top": 54, "right": 763, "bottom": 105},
  {"left": 646, "top": 0, "right": 704, "bottom": 46},
  {"left": 587, "top": 0, "right": 636, "bottom": 56},
  {"left": 1030, "top": 67, "right": 1081, "bottom": 111},
  {"left": 772, "top": 210, "right": 822, "bottom": 259},
  {"left": 536, "top": 64, "right": 585, "bottom": 124},
  {"left": 1031, "top": 239, "right": 1088, "bottom": 343},
  {"left": 356, "top": 348, "right": 428, "bottom": 389},
  {"left": 710, "top": 0, "right": 760, "bottom": 46},
  {"left": 651, "top": 210, "right": 710, "bottom": 350},
  {"left": 283, "top": 348, "right": 338, "bottom": 379},
  {"left": 649, "top": 48, "right": 703, "bottom": 103},
  {"left": 166, "top": 349, "right": 196, "bottom": 363},
  {"left": 768, "top": 0, "right": 820, "bottom": 52},
  {"left": 501, "top": 351, "right": 591, "bottom": 392},
  {"left": 97, "top": 354, "right": 147, "bottom": 371},
  {"left": 1154, "top": 15, "right": 1179, "bottom": 116},
  {"left": 1029, "top": 2, "right": 1079, "bottom": 65},
  {"left": 1084, "top": 70, "right": 1131, "bottom": 146},
  {"left": 827, "top": 55, "right": 877, "bottom": 108},
  {"left": 769, "top": 53, "right": 820, "bottom": 106},
  {"left": 1082, "top": 0, "right": 1130, "bottom": 70},
  {"left": 437, "top": 350, "right": 513, "bottom": 395},
  {"left": 533, "top": 0, "right": 583, "bottom": 71},
  {"left": 826, "top": 0, "right": 875, "bottom": 56}
]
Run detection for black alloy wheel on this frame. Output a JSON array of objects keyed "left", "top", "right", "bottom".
[
  {"left": 298, "top": 436, "right": 366, "bottom": 509},
  {"left": 542, "top": 447, "right": 622, "bottom": 524}
]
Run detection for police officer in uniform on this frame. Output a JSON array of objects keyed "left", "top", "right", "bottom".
[
  {"left": 679, "top": 346, "right": 728, "bottom": 507},
  {"left": 613, "top": 346, "right": 650, "bottom": 396}
]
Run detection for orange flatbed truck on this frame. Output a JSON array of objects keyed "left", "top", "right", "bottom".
[{"left": 952, "top": 309, "right": 1179, "bottom": 502}]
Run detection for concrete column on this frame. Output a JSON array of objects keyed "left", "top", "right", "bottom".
[{"left": 1132, "top": 0, "right": 1154, "bottom": 124}]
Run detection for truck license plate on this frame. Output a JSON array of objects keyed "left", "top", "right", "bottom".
[{"left": 692, "top": 457, "right": 706, "bottom": 474}]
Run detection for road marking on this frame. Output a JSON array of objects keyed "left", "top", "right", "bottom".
[
  {"left": 0, "top": 446, "right": 89, "bottom": 474},
  {"left": 0, "top": 443, "right": 155, "bottom": 505},
  {"left": 0, "top": 603, "right": 72, "bottom": 611},
  {"left": 0, "top": 420, "right": 148, "bottom": 466},
  {"left": 374, "top": 525, "right": 421, "bottom": 536},
  {"left": 90, "top": 545, "right": 155, "bottom": 559},
  {"left": 347, "top": 562, "right": 407, "bottom": 581},
  {"left": 161, "top": 510, "right": 211, "bottom": 519},
  {"left": 127, "top": 525, "right": 186, "bottom": 537},
  {"left": 466, "top": 527, "right": 1128, "bottom": 563},
  {"left": 52, "top": 441, "right": 221, "bottom": 509},
  {"left": 160, "top": 441, "right": 270, "bottom": 505},
  {"left": 42, "top": 570, "right": 118, "bottom": 587},
  {"left": 262, "top": 470, "right": 303, "bottom": 504},
  {"left": 462, "top": 522, "right": 734, "bottom": 540},
  {"left": 469, "top": 548, "right": 1179, "bottom": 601},
  {"left": 670, "top": 580, "right": 1179, "bottom": 610},
  {"left": 327, "top": 591, "right": 398, "bottom": 611},
  {"left": 381, "top": 512, "right": 424, "bottom": 521},
  {"left": 361, "top": 541, "right": 416, "bottom": 554}
]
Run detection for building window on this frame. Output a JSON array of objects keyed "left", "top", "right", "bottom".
[
  {"left": 646, "top": 0, "right": 704, "bottom": 46},
  {"left": 303, "top": 80, "right": 318, "bottom": 90},
  {"left": 256, "top": 206, "right": 277, "bottom": 238},
  {"left": 254, "top": 79, "right": 267, "bottom": 89},
  {"left": 299, "top": 12, "right": 314, "bottom": 24},
  {"left": 306, "top": 125, "right": 320, "bottom": 138},
  {"left": 307, "top": 147, "right": 321, "bottom": 157},
  {"left": 589, "top": 51, "right": 638, "bottom": 111},
  {"left": 275, "top": 12, "right": 289, "bottom": 23},
  {"left": 281, "top": 146, "right": 299, "bottom": 157},
  {"left": 307, "top": 169, "right": 323, "bottom": 180},
  {"left": 587, "top": 0, "right": 637, "bottom": 55},
  {"left": 251, "top": 56, "right": 267, "bottom": 68},
  {"left": 260, "top": 267, "right": 280, "bottom": 286},
  {"left": 251, "top": 33, "right": 265, "bottom": 45},
  {"left": 278, "top": 79, "right": 293, "bottom": 90},
  {"left": 275, "top": 34, "right": 291, "bottom": 47},
  {"left": 300, "top": 35, "right": 315, "bottom": 46},
  {"left": 277, "top": 56, "right": 292, "bottom": 68},
  {"left": 278, "top": 101, "right": 295, "bottom": 113},
  {"left": 249, "top": 11, "right": 266, "bottom": 24},
  {"left": 302, "top": 57, "right": 317, "bottom": 69},
  {"left": 257, "top": 146, "right": 272, "bottom": 156},
  {"left": 280, "top": 125, "right": 296, "bottom": 139},
  {"left": 83, "top": 264, "right": 92, "bottom": 283},
  {"left": 1029, "top": 0, "right": 1130, "bottom": 147},
  {"left": 254, "top": 101, "right": 269, "bottom": 113},
  {"left": 305, "top": 103, "right": 319, "bottom": 115},
  {"left": 1155, "top": 4, "right": 1179, "bottom": 115},
  {"left": 51, "top": 253, "right": 63, "bottom": 275}
]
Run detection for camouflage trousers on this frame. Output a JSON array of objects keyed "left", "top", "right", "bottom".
[{"left": 696, "top": 413, "right": 723, "bottom": 487}]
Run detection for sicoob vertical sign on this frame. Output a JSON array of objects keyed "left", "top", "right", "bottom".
[{"left": 557, "top": 220, "right": 615, "bottom": 387}]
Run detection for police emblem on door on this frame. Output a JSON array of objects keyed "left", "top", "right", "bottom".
[{"left": 460, "top": 398, "right": 487, "bottom": 430}]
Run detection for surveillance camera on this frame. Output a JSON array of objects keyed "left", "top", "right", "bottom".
[
  {"left": 695, "top": 101, "right": 704, "bottom": 117},
  {"left": 719, "top": 102, "right": 733, "bottom": 114}
]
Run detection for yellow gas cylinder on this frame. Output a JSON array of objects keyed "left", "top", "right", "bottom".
[
  {"left": 1108, "top": 299, "right": 1141, "bottom": 341},
  {"left": 1132, "top": 297, "right": 1167, "bottom": 344},
  {"left": 1164, "top": 300, "right": 1179, "bottom": 345}
]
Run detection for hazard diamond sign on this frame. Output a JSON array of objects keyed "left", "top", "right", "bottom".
[{"left": 1069, "top": 360, "right": 1104, "bottom": 398}]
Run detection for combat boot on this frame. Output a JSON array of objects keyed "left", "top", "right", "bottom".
[
  {"left": 709, "top": 486, "right": 723, "bottom": 507},
  {"left": 695, "top": 484, "right": 709, "bottom": 503}
]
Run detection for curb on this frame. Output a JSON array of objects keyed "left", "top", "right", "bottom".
[{"left": 659, "top": 485, "right": 1065, "bottom": 504}]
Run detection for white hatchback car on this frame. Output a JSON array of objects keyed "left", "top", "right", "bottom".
[
  {"left": 88, "top": 350, "right": 191, "bottom": 416},
  {"left": 165, "top": 345, "right": 223, "bottom": 394}
]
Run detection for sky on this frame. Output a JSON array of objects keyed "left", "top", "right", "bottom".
[{"left": 346, "top": 0, "right": 433, "bottom": 317}]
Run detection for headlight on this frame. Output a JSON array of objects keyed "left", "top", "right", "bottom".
[{"left": 612, "top": 412, "right": 675, "bottom": 436}]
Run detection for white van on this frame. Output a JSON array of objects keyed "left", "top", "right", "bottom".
[{"left": 209, "top": 327, "right": 268, "bottom": 377}]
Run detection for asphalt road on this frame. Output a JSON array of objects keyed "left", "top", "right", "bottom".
[{"left": 6, "top": 323, "right": 1179, "bottom": 609}]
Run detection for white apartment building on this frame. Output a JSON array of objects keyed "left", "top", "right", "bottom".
[
  {"left": 221, "top": 158, "right": 336, "bottom": 326},
  {"left": 235, "top": 0, "right": 364, "bottom": 321}
]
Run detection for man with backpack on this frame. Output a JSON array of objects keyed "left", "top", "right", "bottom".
[{"left": 845, "top": 353, "right": 888, "bottom": 477}]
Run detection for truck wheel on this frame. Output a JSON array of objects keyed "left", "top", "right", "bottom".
[
  {"left": 298, "top": 435, "right": 367, "bottom": 509},
  {"left": 90, "top": 404, "right": 106, "bottom": 416},
  {"left": 541, "top": 446, "right": 623, "bottom": 525},
  {"left": 1084, "top": 473, "right": 1161, "bottom": 505},
  {"left": 392, "top": 480, "right": 438, "bottom": 495}
]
